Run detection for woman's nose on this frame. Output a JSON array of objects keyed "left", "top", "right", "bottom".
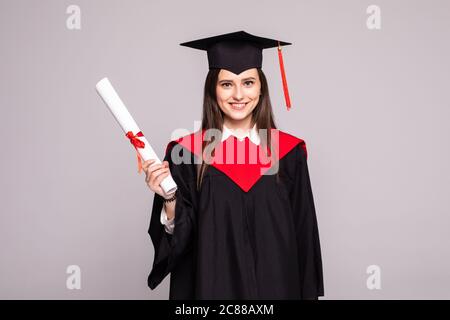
[{"left": 232, "top": 85, "right": 244, "bottom": 100}]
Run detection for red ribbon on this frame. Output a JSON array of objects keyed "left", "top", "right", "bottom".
[
  {"left": 126, "top": 131, "right": 145, "bottom": 173},
  {"left": 278, "top": 42, "right": 292, "bottom": 111}
]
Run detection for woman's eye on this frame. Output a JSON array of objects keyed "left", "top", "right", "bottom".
[{"left": 221, "top": 81, "right": 253, "bottom": 88}]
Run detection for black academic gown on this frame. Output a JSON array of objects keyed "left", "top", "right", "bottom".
[{"left": 147, "top": 129, "right": 324, "bottom": 300}]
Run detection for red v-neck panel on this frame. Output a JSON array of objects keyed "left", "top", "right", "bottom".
[{"left": 165, "top": 129, "right": 305, "bottom": 192}]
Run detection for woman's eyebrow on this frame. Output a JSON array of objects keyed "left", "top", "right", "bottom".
[{"left": 218, "top": 77, "right": 256, "bottom": 83}]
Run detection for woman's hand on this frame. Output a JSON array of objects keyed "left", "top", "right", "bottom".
[{"left": 142, "top": 159, "right": 172, "bottom": 199}]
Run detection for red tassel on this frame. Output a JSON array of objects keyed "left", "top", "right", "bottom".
[{"left": 277, "top": 41, "right": 291, "bottom": 110}]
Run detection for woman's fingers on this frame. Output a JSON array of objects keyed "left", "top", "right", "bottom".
[
  {"left": 148, "top": 166, "right": 170, "bottom": 185},
  {"left": 145, "top": 163, "right": 165, "bottom": 181},
  {"left": 143, "top": 160, "right": 155, "bottom": 178},
  {"left": 142, "top": 159, "right": 155, "bottom": 170},
  {"left": 142, "top": 159, "right": 171, "bottom": 198},
  {"left": 147, "top": 165, "right": 167, "bottom": 181},
  {"left": 154, "top": 170, "right": 170, "bottom": 187},
  {"left": 143, "top": 160, "right": 168, "bottom": 175}
]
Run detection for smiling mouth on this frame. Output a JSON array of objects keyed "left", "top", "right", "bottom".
[{"left": 229, "top": 102, "right": 249, "bottom": 110}]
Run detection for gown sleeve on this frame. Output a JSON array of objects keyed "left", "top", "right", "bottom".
[
  {"left": 147, "top": 142, "right": 197, "bottom": 291},
  {"left": 289, "top": 141, "right": 325, "bottom": 299}
]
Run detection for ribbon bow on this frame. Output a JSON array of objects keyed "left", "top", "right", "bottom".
[{"left": 126, "top": 131, "right": 145, "bottom": 173}]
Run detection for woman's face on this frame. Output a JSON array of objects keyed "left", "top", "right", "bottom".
[{"left": 216, "top": 68, "right": 261, "bottom": 128}]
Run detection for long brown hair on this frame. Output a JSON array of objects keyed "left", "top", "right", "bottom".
[{"left": 196, "top": 68, "right": 279, "bottom": 190}]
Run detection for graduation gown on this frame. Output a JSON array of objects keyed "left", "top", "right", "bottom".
[{"left": 147, "top": 129, "right": 324, "bottom": 299}]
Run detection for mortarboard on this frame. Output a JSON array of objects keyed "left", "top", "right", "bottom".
[{"left": 180, "top": 30, "right": 293, "bottom": 111}]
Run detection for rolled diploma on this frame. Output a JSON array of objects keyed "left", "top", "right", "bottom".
[{"left": 95, "top": 77, "right": 177, "bottom": 195}]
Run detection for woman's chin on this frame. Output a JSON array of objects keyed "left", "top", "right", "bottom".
[{"left": 226, "top": 111, "right": 250, "bottom": 121}]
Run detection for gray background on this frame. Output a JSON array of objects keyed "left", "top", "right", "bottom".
[{"left": 1, "top": 0, "right": 449, "bottom": 299}]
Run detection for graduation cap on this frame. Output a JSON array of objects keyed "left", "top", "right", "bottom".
[{"left": 180, "top": 30, "right": 293, "bottom": 111}]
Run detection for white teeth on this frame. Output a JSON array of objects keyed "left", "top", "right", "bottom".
[{"left": 231, "top": 103, "right": 246, "bottom": 108}]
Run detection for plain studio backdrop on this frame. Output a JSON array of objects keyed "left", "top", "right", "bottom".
[{"left": 0, "top": 0, "right": 449, "bottom": 299}]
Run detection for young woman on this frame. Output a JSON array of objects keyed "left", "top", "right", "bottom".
[{"left": 143, "top": 31, "right": 324, "bottom": 300}]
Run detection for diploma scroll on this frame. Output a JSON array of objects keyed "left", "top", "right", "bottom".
[{"left": 95, "top": 77, "right": 177, "bottom": 196}]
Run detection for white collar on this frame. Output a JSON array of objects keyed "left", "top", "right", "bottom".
[{"left": 222, "top": 123, "right": 261, "bottom": 145}]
